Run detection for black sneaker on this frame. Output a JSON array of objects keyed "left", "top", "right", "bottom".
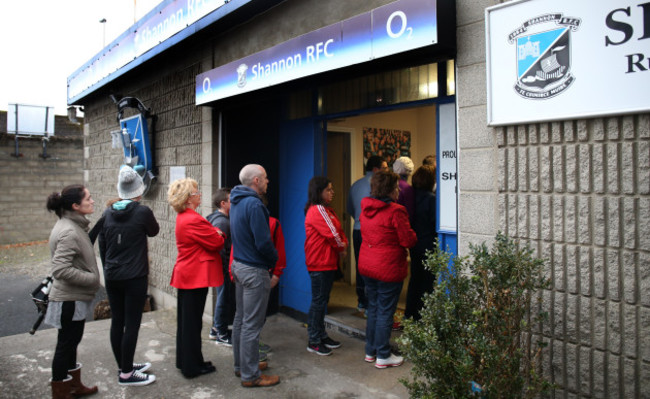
[
  {"left": 322, "top": 337, "right": 341, "bottom": 349},
  {"left": 118, "top": 362, "right": 151, "bottom": 375},
  {"left": 208, "top": 327, "right": 219, "bottom": 340},
  {"left": 118, "top": 370, "right": 156, "bottom": 386},
  {"left": 214, "top": 333, "right": 232, "bottom": 347},
  {"left": 132, "top": 362, "right": 152, "bottom": 373},
  {"left": 307, "top": 343, "right": 332, "bottom": 356}
]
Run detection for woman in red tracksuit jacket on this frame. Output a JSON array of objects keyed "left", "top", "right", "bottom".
[
  {"left": 304, "top": 176, "right": 348, "bottom": 356},
  {"left": 359, "top": 170, "right": 417, "bottom": 369}
]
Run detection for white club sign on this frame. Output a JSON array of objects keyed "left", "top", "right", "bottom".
[{"left": 486, "top": 0, "right": 650, "bottom": 126}]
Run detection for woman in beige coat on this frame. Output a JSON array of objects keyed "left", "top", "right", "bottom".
[{"left": 45, "top": 184, "right": 101, "bottom": 399}]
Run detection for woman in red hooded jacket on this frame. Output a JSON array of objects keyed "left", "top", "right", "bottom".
[
  {"left": 304, "top": 176, "right": 348, "bottom": 356},
  {"left": 359, "top": 170, "right": 417, "bottom": 369}
]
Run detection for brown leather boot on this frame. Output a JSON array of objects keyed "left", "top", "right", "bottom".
[
  {"left": 51, "top": 376, "right": 74, "bottom": 399},
  {"left": 68, "top": 363, "right": 98, "bottom": 396}
]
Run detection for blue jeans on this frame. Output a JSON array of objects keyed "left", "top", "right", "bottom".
[
  {"left": 212, "top": 270, "right": 234, "bottom": 336},
  {"left": 364, "top": 277, "right": 402, "bottom": 359},
  {"left": 307, "top": 270, "right": 335, "bottom": 345},
  {"left": 231, "top": 260, "right": 270, "bottom": 382}
]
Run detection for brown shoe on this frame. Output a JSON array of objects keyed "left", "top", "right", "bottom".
[
  {"left": 234, "top": 361, "right": 268, "bottom": 377},
  {"left": 241, "top": 374, "right": 280, "bottom": 388}
]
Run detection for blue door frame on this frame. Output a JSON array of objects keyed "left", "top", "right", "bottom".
[
  {"left": 278, "top": 118, "right": 322, "bottom": 314},
  {"left": 278, "top": 99, "right": 457, "bottom": 315}
]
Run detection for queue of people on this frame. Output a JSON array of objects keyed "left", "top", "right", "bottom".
[{"left": 43, "top": 155, "right": 437, "bottom": 397}]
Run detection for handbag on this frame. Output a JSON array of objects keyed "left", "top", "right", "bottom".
[{"left": 29, "top": 276, "right": 53, "bottom": 335}]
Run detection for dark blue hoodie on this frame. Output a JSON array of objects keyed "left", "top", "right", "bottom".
[{"left": 229, "top": 185, "right": 278, "bottom": 269}]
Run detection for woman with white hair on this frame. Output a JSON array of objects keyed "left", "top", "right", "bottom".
[{"left": 392, "top": 156, "right": 415, "bottom": 221}]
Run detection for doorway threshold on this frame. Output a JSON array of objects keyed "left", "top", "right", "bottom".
[{"left": 325, "top": 305, "right": 367, "bottom": 339}]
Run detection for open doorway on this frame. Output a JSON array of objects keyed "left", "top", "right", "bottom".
[
  {"left": 324, "top": 104, "right": 438, "bottom": 328},
  {"left": 326, "top": 129, "right": 352, "bottom": 281}
]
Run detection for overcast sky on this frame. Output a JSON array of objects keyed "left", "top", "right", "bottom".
[{"left": 0, "top": 0, "right": 160, "bottom": 116}]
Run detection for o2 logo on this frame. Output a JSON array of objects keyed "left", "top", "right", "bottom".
[
  {"left": 202, "top": 77, "right": 211, "bottom": 94},
  {"left": 386, "top": 10, "right": 413, "bottom": 39}
]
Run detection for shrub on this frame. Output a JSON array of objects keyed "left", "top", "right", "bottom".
[{"left": 398, "top": 233, "right": 551, "bottom": 398}]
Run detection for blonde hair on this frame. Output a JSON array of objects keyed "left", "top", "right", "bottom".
[{"left": 168, "top": 178, "right": 198, "bottom": 213}]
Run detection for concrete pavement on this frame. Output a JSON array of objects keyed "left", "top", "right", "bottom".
[{"left": 0, "top": 308, "right": 412, "bottom": 398}]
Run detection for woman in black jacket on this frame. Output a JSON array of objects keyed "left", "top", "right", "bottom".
[
  {"left": 98, "top": 166, "right": 159, "bottom": 386},
  {"left": 404, "top": 164, "right": 437, "bottom": 321}
]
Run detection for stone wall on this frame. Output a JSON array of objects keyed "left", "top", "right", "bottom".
[
  {"left": 81, "top": 56, "right": 207, "bottom": 309},
  {"left": 498, "top": 116, "right": 650, "bottom": 398},
  {"left": 456, "top": 0, "right": 650, "bottom": 396},
  {"left": 0, "top": 112, "right": 84, "bottom": 245}
]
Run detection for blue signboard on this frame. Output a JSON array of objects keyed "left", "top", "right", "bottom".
[
  {"left": 196, "top": 0, "right": 438, "bottom": 104},
  {"left": 68, "top": 0, "right": 225, "bottom": 104},
  {"left": 119, "top": 114, "right": 153, "bottom": 173}
]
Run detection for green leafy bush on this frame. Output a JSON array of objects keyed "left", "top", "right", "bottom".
[{"left": 398, "top": 233, "right": 551, "bottom": 398}]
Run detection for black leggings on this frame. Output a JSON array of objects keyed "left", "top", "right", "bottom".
[
  {"left": 105, "top": 276, "right": 148, "bottom": 373},
  {"left": 52, "top": 301, "right": 85, "bottom": 381},
  {"left": 176, "top": 287, "right": 208, "bottom": 377}
]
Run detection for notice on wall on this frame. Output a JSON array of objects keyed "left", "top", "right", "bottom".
[
  {"left": 486, "top": 0, "right": 650, "bottom": 126},
  {"left": 170, "top": 166, "right": 186, "bottom": 184},
  {"left": 437, "top": 102, "right": 457, "bottom": 233}
]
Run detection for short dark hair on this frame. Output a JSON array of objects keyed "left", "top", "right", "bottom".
[
  {"left": 370, "top": 170, "right": 399, "bottom": 198},
  {"left": 422, "top": 155, "right": 436, "bottom": 166},
  {"left": 46, "top": 184, "right": 86, "bottom": 218},
  {"left": 305, "top": 176, "right": 331, "bottom": 214},
  {"left": 212, "top": 187, "right": 231, "bottom": 209},
  {"left": 366, "top": 155, "right": 384, "bottom": 172},
  {"left": 412, "top": 165, "right": 436, "bottom": 191}
]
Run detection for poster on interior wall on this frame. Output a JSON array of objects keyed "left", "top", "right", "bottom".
[
  {"left": 362, "top": 127, "right": 411, "bottom": 168},
  {"left": 486, "top": 0, "right": 650, "bottom": 126}
]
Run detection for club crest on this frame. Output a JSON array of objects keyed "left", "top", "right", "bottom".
[
  {"left": 237, "top": 64, "right": 248, "bottom": 88},
  {"left": 509, "top": 13, "right": 581, "bottom": 99}
]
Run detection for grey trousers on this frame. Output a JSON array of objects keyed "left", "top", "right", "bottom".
[{"left": 231, "top": 260, "right": 271, "bottom": 381}]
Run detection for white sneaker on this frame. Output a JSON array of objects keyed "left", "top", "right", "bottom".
[
  {"left": 364, "top": 354, "right": 376, "bottom": 363},
  {"left": 375, "top": 354, "right": 404, "bottom": 369}
]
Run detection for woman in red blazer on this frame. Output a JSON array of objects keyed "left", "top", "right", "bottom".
[
  {"left": 168, "top": 178, "right": 225, "bottom": 379},
  {"left": 359, "top": 170, "right": 417, "bottom": 369},
  {"left": 304, "top": 176, "right": 348, "bottom": 356}
]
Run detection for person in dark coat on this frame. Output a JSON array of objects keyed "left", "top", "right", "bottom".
[
  {"left": 98, "top": 165, "right": 159, "bottom": 386},
  {"left": 404, "top": 164, "right": 437, "bottom": 321},
  {"left": 207, "top": 188, "right": 235, "bottom": 346}
]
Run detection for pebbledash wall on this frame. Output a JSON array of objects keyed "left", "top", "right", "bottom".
[
  {"left": 74, "top": 0, "right": 648, "bottom": 396},
  {"left": 0, "top": 111, "right": 85, "bottom": 245},
  {"left": 458, "top": 1, "right": 650, "bottom": 397}
]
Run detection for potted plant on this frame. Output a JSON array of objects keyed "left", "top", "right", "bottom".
[{"left": 399, "top": 233, "right": 552, "bottom": 398}]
